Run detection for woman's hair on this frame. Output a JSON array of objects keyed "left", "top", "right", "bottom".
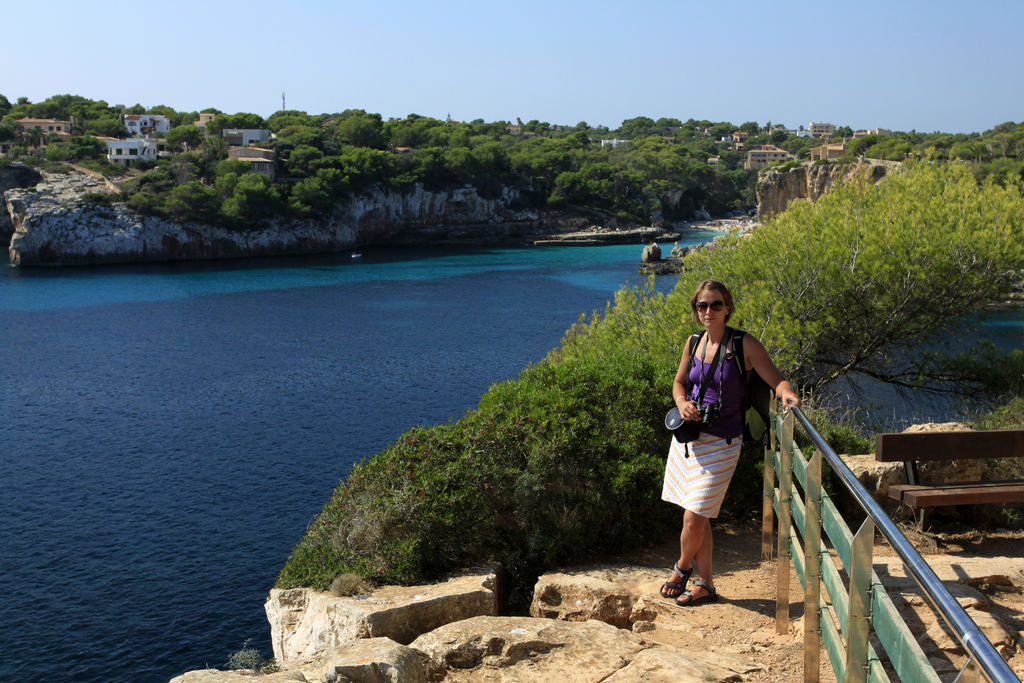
[{"left": 690, "top": 280, "right": 734, "bottom": 322}]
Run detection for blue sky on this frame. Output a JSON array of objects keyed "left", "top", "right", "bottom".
[{"left": 4, "top": 0, "right": 1021, "bottom": 134}]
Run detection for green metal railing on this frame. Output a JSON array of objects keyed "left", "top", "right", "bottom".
[{"left": 761, "top": 401, "right": 1019, "bottom": 683}]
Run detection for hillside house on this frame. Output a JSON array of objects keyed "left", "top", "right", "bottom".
[
  {"left": 852, "top": 128, "right": 891, "bottom": 138},
  {"left": 744, "top": 144, "right": 793, "bottom": 169},
  {"left": 809, "top": 141, "right": 847, "bottom": 161},
  {"left": 107, "top": 137, "right": 165, "bottom": 164},
  {"left": 195, "top": 112, "right": 217, "bottom": 129},
  {"left": 15, "top": 118, "right": 72, "bottom": 134},
  {"left": 124, "top": 114, "right": 171, "bottom": 136},
  {"left": 222, "top": 128, "right": 270, "bottom": 146},
  {"left": 227, "top": 146, "right": 277, "bottom": 180},
  {"left": 808, "top": 122, "right": 836, "bottom": 137}
]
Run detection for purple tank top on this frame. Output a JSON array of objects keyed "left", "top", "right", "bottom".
[{"left": 688, "top": 353, "right": 744, "bottom": 439}]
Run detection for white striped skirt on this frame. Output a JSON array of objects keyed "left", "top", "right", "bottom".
[{"left": 661, "top": 433, "right": 742, "bottom": 518}]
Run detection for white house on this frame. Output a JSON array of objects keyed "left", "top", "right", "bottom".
[
  {"left": 124, "top": 114, "right": 172, "bottom": 136},
  {"left": 107, "top": 137, "right": 163, "bottom": 163}
]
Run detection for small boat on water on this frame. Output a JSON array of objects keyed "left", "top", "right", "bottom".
[{"left": 351, "top": 252, "right": 362, "bottom": 259}]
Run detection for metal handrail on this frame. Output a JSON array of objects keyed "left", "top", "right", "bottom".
[{"left": 788, "top": 406, "right": 1019, "bottom": 683}]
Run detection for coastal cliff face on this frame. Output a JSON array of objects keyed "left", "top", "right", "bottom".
[
  {"left": 4, "top": 168, "right": 555, "bottom": 266},
  {"left": 756, "top": 160, "right": 897, "bottom": 219},
  {"left": 0, "top": 163, "right": 44, "bottom": 250}
]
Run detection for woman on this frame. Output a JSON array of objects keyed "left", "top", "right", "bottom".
[{"left": 660, "top": 280, "right": 800, "bottom": 606}]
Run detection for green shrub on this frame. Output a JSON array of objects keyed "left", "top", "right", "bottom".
[
  {"left": 75, "top": 158, "right": 123, "bottom": 178},
  {"left": 225, "top": 639, "right": 278, "bottom": 673},
  {"left": 974, "top": 397, "right": 1024, "bottom": 431},
  {"left": 973, "top": 398, "right": 1024, "bottom": 523},
  {"left": 329, "top": 572, "right": 369, "bottom": 597},
  {"left": 80, "top": 192, "right": 114, "bottom": 206},
  {"left": 276, "top": 351, "right": 676, "bottom": 597}
]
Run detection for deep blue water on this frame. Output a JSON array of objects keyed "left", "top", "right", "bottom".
[
  {"left": 1, "top": 240, "right": 1020, "bottom": 682},
  {"left": 0, "top": 242, "right": 688, "bottom": 683}
]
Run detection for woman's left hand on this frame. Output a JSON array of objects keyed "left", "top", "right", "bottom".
[{"left": 779, "top": 388, "right": 801, "bottom": 411}]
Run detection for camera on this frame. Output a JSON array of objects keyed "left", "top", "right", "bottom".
[
  {"left": 696, "top": 402, "right": 719, "bottom": 427},
  {"left": 668, "top": 402, "right": 719, "bottom": 443}
]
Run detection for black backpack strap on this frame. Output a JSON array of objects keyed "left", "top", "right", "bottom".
[
  {"left": 684, "top": 330, "right": 705, "bottom": 395},
  {"left": 727, "top": 326, "right": 747, "bottom": 382}
]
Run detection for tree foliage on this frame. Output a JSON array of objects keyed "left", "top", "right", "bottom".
[{"left": 555, "top": 163, "right": 1024, "bottom": 402}]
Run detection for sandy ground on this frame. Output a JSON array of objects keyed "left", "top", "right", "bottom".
[{"left": 603, "top": 519, "right": 1024, "bottom": 682}]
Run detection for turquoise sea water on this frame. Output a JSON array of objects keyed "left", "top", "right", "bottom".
[{"left": 0, "top": 244, "right": 667, "bottom": 312}]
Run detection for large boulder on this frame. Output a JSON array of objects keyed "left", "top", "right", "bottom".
[
  {"left": 320, "top": 637, "right": 431, "bottom": 683},
  {"left": 265, "top": 569, "right": 498, "bottom": 662},
  {"left": 529, "top": 568, "right": 658, "bottom": 628},
  {"left": 640, "top": 241, "right": 661, "bottom": 262}
]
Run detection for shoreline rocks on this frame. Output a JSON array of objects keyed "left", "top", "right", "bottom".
[
  {"left": 533, "top": 225, "right": 680, "bottom": 246},
  {"left": 4, "top": 170, "right": 554, "bottom": 267},
  {"left": 2, "top": 166, "right": 696, "bottom": 267}
]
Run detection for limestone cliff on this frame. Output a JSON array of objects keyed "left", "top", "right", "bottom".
[
  {"left": 3, "top": 168, "right": 563, "bottom": 267},
  {"left": 756, "top": 159, "right": 898, "bottom": 219},
  {"left": 0, "top": 163, "right": 43, "bottom": 250}
]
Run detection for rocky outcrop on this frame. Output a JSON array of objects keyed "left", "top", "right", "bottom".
[
  {"left": 638, "top": 240, "right": 719, "bottom": 275},
  {"left": 756, "top": 160, "right": 898, "bottom": 219},
  {"left": 874, "top": 554, "right": 1022, "bottom": 663},
  {"left": 529, "top": 569, "right": 659, "bottom": 629},
  {"left": 0, "top": 162, "right": 43, "bottom": 249},
  {"left": 410, "top": 615, "right": 759, "bottom": 682},
  {"left": 174, "top": 520, "right": 1024, "bottom": 683},
  {"left": 264, "top": 569, "right": 499, "bottom": 662},
  {"left": 533, "top": 226, "right": 680, "bottom": 246},
  {"left": 640, "top": 241, "right": 661, "bottom": 262},
  {"left": 210, "top": 565, "right": 764, "bottom": 683},
  {"left": 4, "top": 169, "right": 561, "bottom": 267}
]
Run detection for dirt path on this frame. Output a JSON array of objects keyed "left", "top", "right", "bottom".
[{"left": 603, "top": 520, "right": 1023, "bottom": 681}]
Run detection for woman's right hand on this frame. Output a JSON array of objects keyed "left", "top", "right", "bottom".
[{"left": 679, "top": 399, "right": 700, "bottom": 421}]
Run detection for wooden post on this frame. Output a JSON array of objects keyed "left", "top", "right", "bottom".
[
  {"left": 845, "top": 518, "right": 875, "bottom": 683},
  {"left": 804, "top": 451, "right": 823, "bottom": 682},
  {"left": 776, "top": 411, "right": 794, "bottom": 634}
]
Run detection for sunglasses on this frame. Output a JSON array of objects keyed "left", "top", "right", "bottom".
[{"left": 695, "top": 300, "right": 725, "bottom": 311}]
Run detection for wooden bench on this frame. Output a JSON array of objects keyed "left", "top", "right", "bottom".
[{"left": 874, "top": 430, "right": 1024, "bottom": 515}]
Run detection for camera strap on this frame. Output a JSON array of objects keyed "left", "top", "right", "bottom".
[{"left": 694, "top": 330, "right": 729, "bottom": 405}]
